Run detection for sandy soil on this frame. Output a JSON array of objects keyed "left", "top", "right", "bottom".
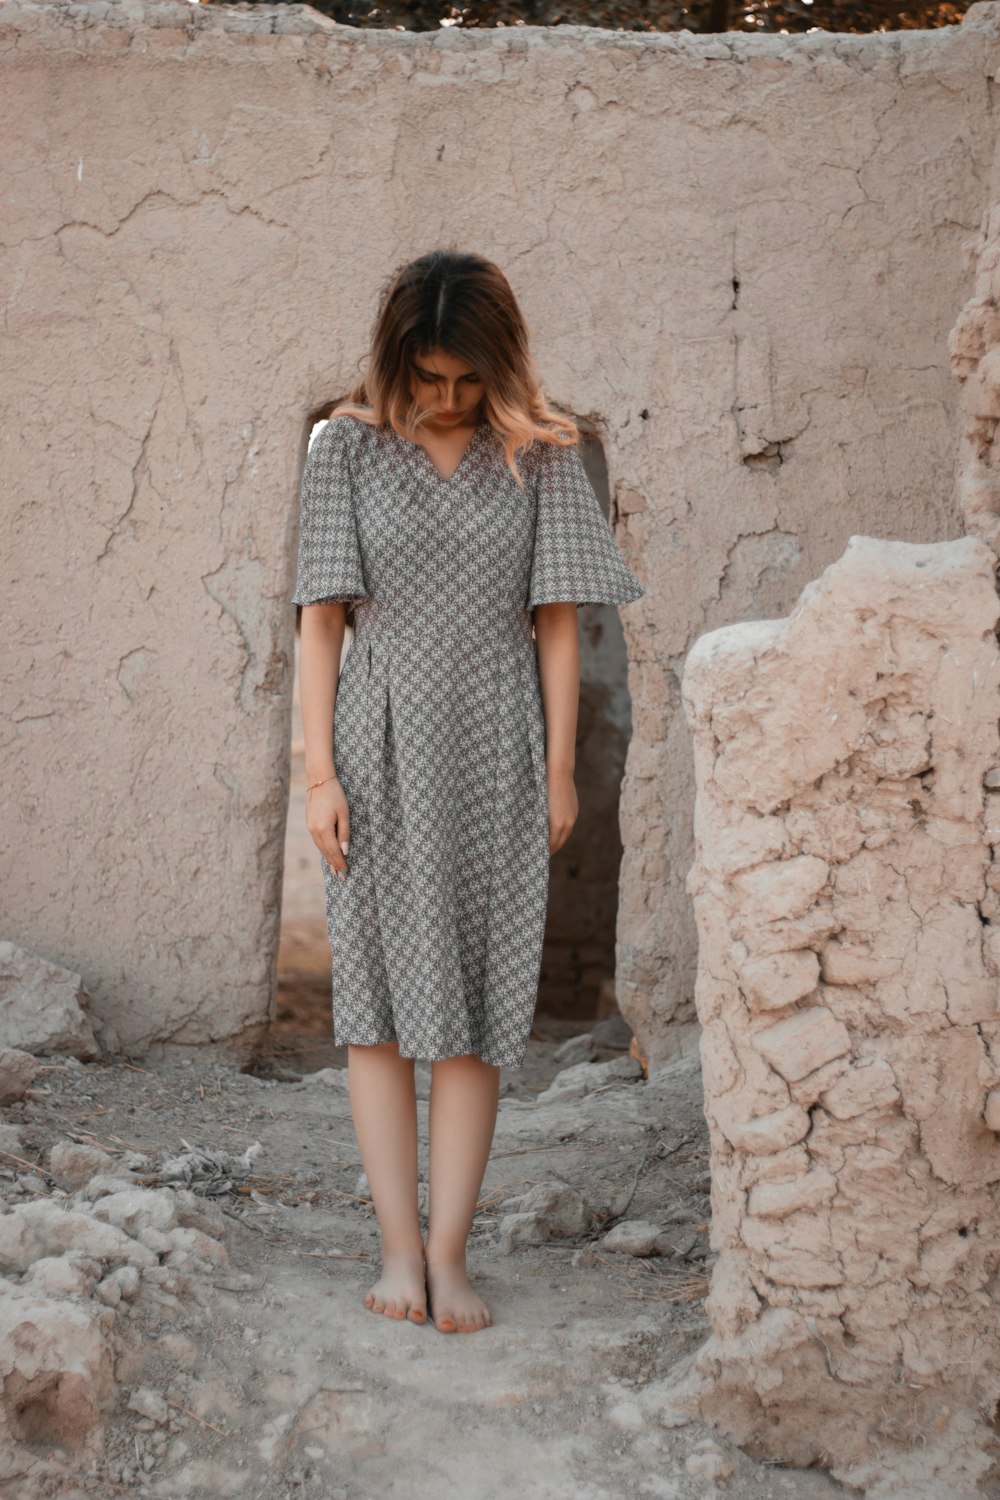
[
  {"left": 0, "top": 631, "right": 849, "bottom": 1497},
  {"left": 1, "top": 1033, "right": 849, "bottom": 1500}
]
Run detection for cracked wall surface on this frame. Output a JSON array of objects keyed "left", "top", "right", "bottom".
[
  {"left": 674, "top": 534, "right": 1000, "bottom": 1495},
  {"left": 2, "top": 0, "right": 999, "bottom": 1053}
]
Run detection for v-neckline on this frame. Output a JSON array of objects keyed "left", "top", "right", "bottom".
[{"left": 398, "top": 417, "right": 487, "bottom": 486}]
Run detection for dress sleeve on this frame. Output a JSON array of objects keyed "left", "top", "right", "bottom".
[
  {"left": 527, "top": 438, "right": 645, "bottom": 610},
  {"left": 291, "top": 417, "right": 370, "bottom": 607}
]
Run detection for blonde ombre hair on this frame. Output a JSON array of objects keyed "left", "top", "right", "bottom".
[{"left": 329, "top": 249, "right": 578, "bottom": 488}]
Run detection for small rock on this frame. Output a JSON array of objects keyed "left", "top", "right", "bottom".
[
  {"left": 0, "top": 1047, "right": 39, "bottom": 1105},
  {"left": 535, "top": 1055, "right": 643, "bottom": 1105},
  {"left": 497, "top": 1181, "right": 591, "bottom": 1253},
  {"left": 499, "top": 1181, "right": 591, "bottom": 1236},
  {"left": 553, "top": 1032, "right": 597, "bottom": 1065},
  {"left": 686, "top": 1440, "right": 733, "bottom": 1482},
  {"left": 601, "top": 1220, "right": 663, "bottom": 1256},
  {"left": 0, "top": 1200, "right": 157, "bottom": 1274},
  {"left": 171, "top": 1188, "right": 227, "bottom": 1237},
  {"left": 590, "top": 1014, "right": 634, "bottom": 1051},
  {"left": 110, "top": 1264, "right": 142, "bottom": 1301},
  {"left": 49, "top": 1141, "right": 119, "bottom": 1190},
  {"left": 91, "top": 1188, "right": 179, "bottom": 1238},
  {"left": 300, "top": 1067, "right": 349, "bottom": 1090},
  {"left": 655, "top": 1228, "right": 702, "bottom": 1258},
  {"left": 21, "top": 1253, "right": 96, "bottom": 1297},
  {"left": 0, "top": 941, "right": 100, "bottom": 1058},
  {"left": 127, "top": 1387, "right": 170, "bottom": 1425},
  {"left": 15, "top": 1172, "right": 48, "bottom": 1194},
  {"left": 0, "top": 1280, "right": 115, "bottom": 1449},
  {"left": 498, "top": 1213, "right": 548, "bottom": 1252},
  {"left": 162, "top": 1224, "right": 229, "bottom": 1272}
]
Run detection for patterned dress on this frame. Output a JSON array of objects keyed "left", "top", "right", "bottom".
[{"left": 292, "top": 413, "right": 644, "bottom": 1068}]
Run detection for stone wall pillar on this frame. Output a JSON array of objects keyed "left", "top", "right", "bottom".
[{"left": 671, "top": 534, "right": 1000, "bottom": 1495}]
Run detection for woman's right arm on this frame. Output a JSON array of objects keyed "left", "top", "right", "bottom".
[{"left": 299, "top": 601, "right": 352, "bottom": 881}]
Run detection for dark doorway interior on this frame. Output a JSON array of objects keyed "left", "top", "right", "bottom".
[{"left": 536, "top": 426, "right": 635, "bottom": 1023}]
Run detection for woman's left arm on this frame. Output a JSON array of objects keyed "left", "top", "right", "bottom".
[{"left": 533, "top": 602, "right": 580, "bottom": 856}]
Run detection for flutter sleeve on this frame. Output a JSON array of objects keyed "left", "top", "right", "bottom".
[
  {"left": 291, "top": 417, "right": 370, "bottom": 607},
  {"left": 527, "top": 438, "right": 645, "bottom": 610}
]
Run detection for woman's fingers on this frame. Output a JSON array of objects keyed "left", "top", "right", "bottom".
[
  {"left": 548, "top": 816, "right": 575, "bottom": 856},
  {"left": 307, "top": 785, "right": 351, "bottom": 881}
]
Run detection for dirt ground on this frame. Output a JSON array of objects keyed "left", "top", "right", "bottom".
[
  {"left": 0, "top": 635, "right": 849, "bottom": 1497},
  {"left": 1, "top": 1029, "right": 852, "bottom": 1500}
]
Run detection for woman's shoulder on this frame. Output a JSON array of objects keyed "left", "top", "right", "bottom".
[
  {"left": 322, "top": 411, "right": 371, "bottom": 442},
  {"left": 517, "top": 429, "right": 581, "bottom": 480},
  {"left": 312, "top": 412, "right": 381, "bottom": 466}
]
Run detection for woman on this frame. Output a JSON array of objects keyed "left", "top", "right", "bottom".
[{"left": 292, "top": 249, "right": 644, "bottom": 1335}]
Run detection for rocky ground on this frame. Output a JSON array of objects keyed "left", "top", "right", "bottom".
[{"left": 0, "top": 1012, "right": 850, "bottom": 1500}]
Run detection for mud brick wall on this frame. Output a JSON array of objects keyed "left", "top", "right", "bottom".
[{"left": 674, "top": 533, "right": 1000, "bottom": 1493}]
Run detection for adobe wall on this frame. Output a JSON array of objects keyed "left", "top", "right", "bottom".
[
  {"left": 1, "top": 0, "right": 998, "bottom": 1056},
  {"left": 675, "top": 533, "right": 1000, "bottom": 1493}
]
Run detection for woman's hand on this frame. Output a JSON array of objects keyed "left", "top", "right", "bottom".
[
  {"left": 546, "top": 763, "right": 578, "bottom": 857},
  {"left": 306, "top": 776, "right": 351, "bottom": 882}
]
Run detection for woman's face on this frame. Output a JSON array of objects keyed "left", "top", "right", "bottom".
[{"left": 409, "top": 346, "right": 485, "bottom": 427}]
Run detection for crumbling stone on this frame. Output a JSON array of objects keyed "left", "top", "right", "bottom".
[
  {"left": 737, "top": 949, "right": 820, "bottom": 1011},
  {"left": 127, "top": 1386, "right": 170, "bottom": 1425},
  {"left": 0, "top": 1201, "right": 158, "bottom": 1276},
  {"left": 722, "top": 1104, "right": 811, "bottom": 1156},
  {"left": 0, "top": 1281, "right": 117, "bottom": 1453},
  {"left": 534, "top": 1055, "right": 643, "bottom": 1104},
  {"left": 0, "top": 942, "right": 100, "bottom": 1059},
  {"left": 0, "top": 1046, "right": 39, "bottom": 1105},
  {"left": 497, "top": 1180, "right": 592, "bottom": 1252},
  {"left": 0, "top": 1139, "right": 232, "bottom": 1477},
  {"left": 601, "top": 1220, "right": 663, "bottom": 1255},
  {"left": 48, "top": 1140, "right": 119, "bottom": 1189},
  {"left": 750, "top": 1006, "right": 851, "bottom": 1082},
  {"left": 674, "top": 531, "right": 1000, "bottom": 1493},
  {"left": 685, "top": 1439, "right": 734, "bottom": 1483}
]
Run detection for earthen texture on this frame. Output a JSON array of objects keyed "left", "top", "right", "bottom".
[
  {"left": 2, "top": 0, "right": 999, "bottom": 1054},
  {"left": 676, "top": 533, "right": 1000, "bottom": 1495}
]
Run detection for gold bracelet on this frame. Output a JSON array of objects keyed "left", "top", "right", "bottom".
[{"left": 307, "top": 773, "right": 337, "bottom": 794}]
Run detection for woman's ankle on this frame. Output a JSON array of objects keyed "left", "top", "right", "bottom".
[
  {"left": 424, "top": 1237, "right": 469, "bottom": 1268},
  {"left": 379, "top": 1234, "right": 425, "bottom": 1261}
]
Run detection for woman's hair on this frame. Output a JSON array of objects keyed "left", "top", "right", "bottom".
[{"left": 328, "top": 250, "right": 578, "bottom": 487}]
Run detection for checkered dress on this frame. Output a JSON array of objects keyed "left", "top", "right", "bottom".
[{"left": 292, "top": 414, "right": 644, "bottom": 1068}]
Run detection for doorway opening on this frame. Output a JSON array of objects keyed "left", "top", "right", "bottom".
[{"left": 536, "top": 424, "right": 636, "bottom": 1027}]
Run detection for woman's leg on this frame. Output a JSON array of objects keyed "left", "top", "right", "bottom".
[
  {"left": 347, "top": 1041, "right": 427, "bottom": 1324},
  {"left": 425, "top": 1054, "right": 501, "bottom": 1333}
]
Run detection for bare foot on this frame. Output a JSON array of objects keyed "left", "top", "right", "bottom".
[
  {"left": 363, "top": 1246, "right": 428, "bottom": 1324},
  {"left": 425, "top": 1255, "right": 493, "bottom": 1333}
]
